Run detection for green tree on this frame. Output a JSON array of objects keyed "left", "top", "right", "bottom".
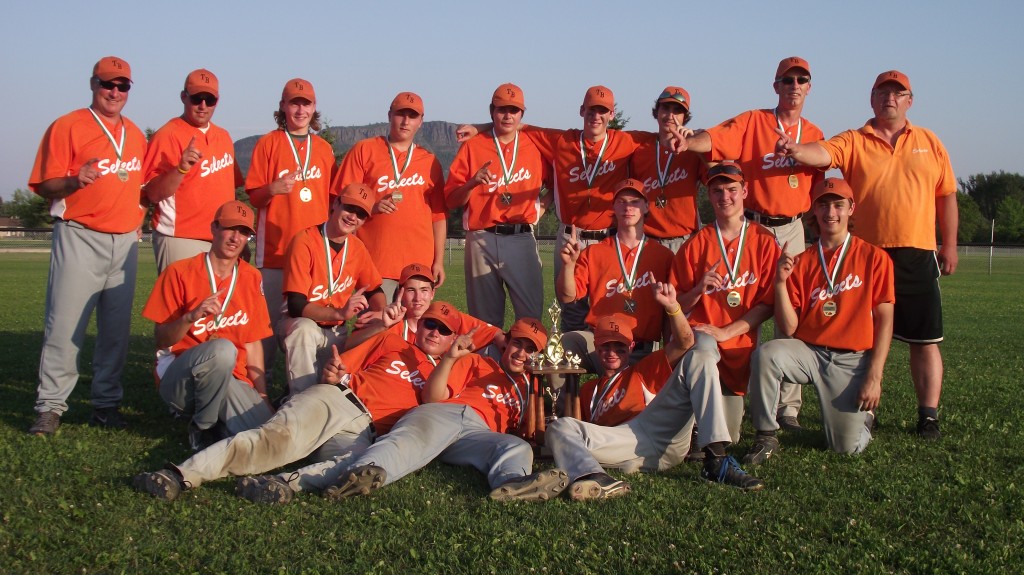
[
  {"left": 955, "top": 192, "right": 988, "bottom": 243},
  {"left": 608, "top": 106, "right": 629, "bottom": 130},
  {"left": 4, "top": 188, "right": 51, "bottom": 228},
  {"left": 959, "top": 171, "right": 1024, "bottom": 220},
  {"left": 994, "top": 195, "right": 1024, "bottom": 242}
]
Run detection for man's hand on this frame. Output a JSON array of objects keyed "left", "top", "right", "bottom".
[
  {"left": 775, "top": 242, "right": 796, "bottom": 285},
  {"left": 774, "top": 127, "right": 796, "bottom": 158},
  {"left": 445, "top": 327, "right": 478, "bottom": 360},
  {"left": 471, "top": 160, "right": 493, "bottom": 188},
  {"left": 938, "top": 244, "right": 958, "bottom": 276},
  {"left": 663, "top": 125, "right": 693, "bottom": 153},
  {"left": 381, "top": 302, "right": 407, "bottom": 329},
  {"left": 187, "top": 289, "right": 225, "bottom": 323},
  {"left": 373, "top": 195, "right": 398, "bottom": 215},
  {"left": 694, "top": 324, "right": 730, "bottom": 342},
  {"left": 431, "top": 261, "right": 446, "bottom": 289},
  {"left": 77, "top": 158, "right": 101, "bottom": 189},
  {"left": 698, "top": 259, "right": 724, "bottom": 293},
  {"left": 857, "top": 370, "right": 882, "bottom": 412},
  {"left": 560, "top": 225, "right": 581, "bottom": 266},
  {"left": 320, "top": 344, "right": 349, "bottom": 385},
  {"left": 341, "top": 287, "right": 368, "bottom": 320},
  {"left": 269, "top": 171, "right": 298, "bottom": 196},
  {"left": 456, "top": 124, "right": 479, "bottom": 142},
  {"left": 653, "top": 281, "right": 678, "bottom": 309},
  {"left": 178, "top": 136, "right": 203, "bottom": 174}
]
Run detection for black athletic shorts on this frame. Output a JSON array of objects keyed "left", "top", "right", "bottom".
[{"left": 884, "top": 247, "right": 943, "bottom": 344}]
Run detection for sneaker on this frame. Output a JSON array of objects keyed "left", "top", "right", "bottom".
[
  {"left": 188, "top": 422, "right": 226, "bottom": 452},
  {"left": 777, "top": 415, "right": 802, "bottom": 432},
  {"left": 28, "top": 411, "right": 61, "bottom": 435},
  {"left": 742, "top": 434, "right": 780, "bottom": 466},
  {"left": 568, "top": 472, "right": 632, "bottom": 501},
  {"left": 89, "top": 407, "right": 127, "bottom": 429},
  {"left": 701, "top": 455, "right": 764, "bottom": 491},
  {"left": 683, "top": 425, "right": 704, "bottom": 463},
  {"left": 490, "top": 469, "right": 569, "bottom": 502},
  {"left": 323, "top": 465, "right": 387, "bottom": 501},
  {"left": 133, "top": 469, "right": 186, "bottom": 501},
  {"left": 917, "top": 416, "right": 942, "bottom": 440},
  {"left": 236, "top": 475, "right": 294, "bottom": 505}
]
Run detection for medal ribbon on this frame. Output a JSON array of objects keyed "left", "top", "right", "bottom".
[
  {"left": 402, "top": 319, "right": 411, "bottom": 341},
  {"left": 285, "top": 132, "right": 311, "bottom": 183},
  {"left": 615, "top": 236, "right": 647, "bottom": 296},
  {"left": 387, "top": 139, "right": 415, "bottom": 181},
  {"left": 714, "top": 219, "right": 748, "bottom": 288},
  {"left": 504, "top": 371, "right": 530, "bottom": 427},
  {"left": 578, "top": 133, "right": 609, "bottom": 188},
  {"left": 817, "top": 233, "right": 852, "bottom": 296},
  {"left": 655, "top": 140, "right": 673, "bottom": 191},
  {"left": 590, "top": 372, "right": 624, "bottom": 422},
  {"left": 321, "top": 224, "right": 348, "bottom": 300},
  {"left": 774, "top": 108, "right": 802, "bottom": 144},
  {"left": 493, "top": 132, "right": 519, "bottom": 190},
  {"left": 204, "top": 253, "right": 238, "bottom": 325},
  {"left": 87, "top": 108, "right": 125, "bottom": 163}
]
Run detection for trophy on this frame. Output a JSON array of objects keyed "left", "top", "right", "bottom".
[
  {"left": 531, "top": 300, "right": 582, "bottom": 370},
  {"left": 523, "top": 301, "right": 586, "bottom": 446}
]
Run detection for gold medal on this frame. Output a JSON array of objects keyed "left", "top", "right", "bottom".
[
  {"left": 208, "top": 332, "right": 219, "bottom": 340},
  {"left": 655, "top": 195, "right": 667, "bottom": 209},
  {"left": 299, "top": 187, "right": 312, "bottom": 203},
  {"left": 788, "top": 174, "right": 799, "bottom": 189},
  {"left": 727, "top": 290, "right": 742, "bottom": 308},
  {"left": 117, "top": 167, "right": 129, "bottom": 182},
  {"left": 624, "top": 298, "right": 637, "bottom": 313},
  {"left": 822, "top": 300, "right": 837, "bottom": 317},
  {"left": 500, "top": 192, "right": 512, "bottom": 205},
  {"left": 391, "top": 192, "right": 403, "bottom": 203}
]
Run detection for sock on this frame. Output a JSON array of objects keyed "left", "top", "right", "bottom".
[
  {"left": 918, "top": 406, "right": 938, "bottom": 420},
  {"left": 702, "top": 441, "right": 727, "bottom": 459}
]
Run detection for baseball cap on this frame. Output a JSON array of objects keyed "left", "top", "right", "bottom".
[
  {"left": 492, "top": 83, "right": 526, "bottom": 111},
  {"left": 583, "top": 85, "right": 614, "bottom": 110},
  {"left": 704, "top": 161, "right": 745, "bottom": 185},
  {"left": 390, "top": 92, "right": 424, "bottom": 115},
  {"left": 399, "top": 263, "right": 434, "bottom": 286},
  {"left": 184, "top": 69, "right": 219, "bottom": 98},
  {"left": 776, "top": 56, "right": 811, "bottom": 79},
  {"left": 614, "top": 178, "right": 648, "bottom": 201},
  {"left": 93, "top": 56, "right": 131, "bottom": 82},
  {"left": 420, "top": 301, "right": 462, "bottom": 333},
  {"left": 508, "top": 318, "right": 548, "bottom": 352},
  {"left": 338, "top": 182, "right": 375, "bottom": 216},
  {"left": 656, "top": 86, "right": 690, "bottom": 110},
  {"left": 214, "top": 200, "right": 255, "bottom": 236},
  {"left": 593, "top": 314, "right": 636, "bottom": 346},
  {"left": 811, "top": 177, "right": 855, "bottom": 203},
  {"left": 282, "top": 78, "right": 315, "bottom": 103},
  {"left": 872, "top": 70, "right": 912, "bottom": 92}
]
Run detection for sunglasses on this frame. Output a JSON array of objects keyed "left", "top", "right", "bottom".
[
  {"left": 707, "top": 164, "right": 744, "bottom": 178},
  {"left": 422, "top": 318, "right": 453, "bottom": 336},
  {"left": 340, "top": 203, "right": 369, "bottom": 220},
  {"left": 98, "top": 79, "right": 131, "bottom": 92},
  {"left": 188, "top": 93, "right": 218, "bottom": 106},
  {"left": 658, "top": 90, "right": 688, "bottom": 107},
  {"left": 776, "top": 76, "right": 810, "bottom": 86}
]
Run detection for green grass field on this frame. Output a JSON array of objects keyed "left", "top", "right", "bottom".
[{"left": 1, "top": 249, "right": 1022, "bottom": 574}]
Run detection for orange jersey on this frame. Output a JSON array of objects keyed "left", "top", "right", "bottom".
[
  {"left": 574, "top": 236, "right": 674, "bottom": 342},
  {"left": 144, "top": 118, "right": 243, "bottom": 240},
  {"left": 820, "top": 120, "right": 956, "bottom": 250},
  {"left": 628, "top": 132, "right": 704, "bottom": 238},
  {"left": 342, "top": 332, "right": 439, "bottom": 434},
  {"left": 384, "top": 313, "right": 501, "bottom": 350},
  {"left": 707, "top": 109, "right": 824, "bottom": 217},
  {"left": 524, "top": 126, "right": 638, "bottom": 230},
  {"left": 245, "top": 130, "right": 336, "bottom": 269},
  {"left": 29, "top": 108, "right": 146, "bottom": 233},
  {"left": 445, "top": 131, "right": 550, "bottom": 230},
  {"left": 143, "top": 253, "right": 272, "bottom": 387},
  {"left": 282, "top": 227, "right": 383, "bottom": 325},
  {"left": 442, "top": 354, "right": 530, "bottom": 433},
  {"left": 788, "top": 236, "right": 895, "bottom": 351},
  {"left": 580, "top": 350, "right": 672, "bottom": 426},
  {"left": 670, "top": 222, "right": 781, "bottom": 394},
  {"left": 333, "top": 137, "right": 447, "bottom": 279}
]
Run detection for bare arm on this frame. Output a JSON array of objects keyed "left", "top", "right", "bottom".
[
  {"left": 677, "top": 259, "right": 723, "bottom": 312},
  {"left": 858, "top": 302, "right": 894, "bottom": 411},
  {"left": 695, "top": 303, "right": 773, "bottom": 343},
  {"left": 244, "top": 340, "right": 269, "bottom": 398},
  {"left": 682, "top": 130, "right": 712, "bottom": 154},
  {"left": 145, "top": 137, "right": 201, "bottom": 203},
  {"left": 423, "top": 328, "right": 477, "bottom": 403},
  {"left": 936, "top": 193, "right": 959, "bottom": 275},
  {"left": 656, "top": 282, "right": 695, "bottom": 365},
  {"left": 772, "top": 245, "right": 799, "bottom": 336},
  {"left": 555, "top": 227, "right": 581, "bottom": 303},
  {"left": 775, "top": 128, "right": 832, "bottom": 168},
  {"left": 35, "top": 158, "right": 102, "bottom": 200}
]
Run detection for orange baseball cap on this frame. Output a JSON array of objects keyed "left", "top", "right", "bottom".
[
  {"left": 338, "top": 182, "right": 375, "bottom": 215},
  {"left": 508, "top": 317, "right": 548, "bottom": 352},
  {"left": 420, "top": 301, "right": 462, "bottom": 333},
  {"left": 390, "top": 92, "right": 424, "bottom": 115},
  {"left": 492, "top": 83, "right": 526, "bottom": 111},
  {"left": 873, "top": 70, "right": 912, "bottom": 92},
  {"left": 614, "top": 178, "right": 647, "bottom": 201},
  {"left": 656, "top": 86, "right": 690, "bottom": 110},
  {"left": 594, "top": 314, "right": 636, "bottom": 346},
  {"left": 399, "top": 262, "right": 434, "bottom": 286},
  {"left": 214, "top": 200, "right": 255, "bottom": 236},
  {"left": 704, "top": 161, "right": 745, "bottom": 185},
  {"left": 776, "top": 56, "right": 811, "bottom": 79},
  {"left": 811, "top": 177, "right": 855, "bottom": 203},
  {"left": 583, "top": 85, "right": 614, "bottom": 110},
  {"left": 184, "top": 69, "right": 219, "bottom": 98},
  {"left": 282, "top": 78, "right": 315, "bottom": 103},
  {"left": 93, "top": 56, "right": 131, "bottom": 82}
]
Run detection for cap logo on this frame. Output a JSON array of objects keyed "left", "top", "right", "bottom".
[
  {"left": 111, "top": 59, "right": 123, "bottom": 71},
  {"left": 596, "top": 89, "right": 606, "bottom": 98},
  {"left": 236, "top": 205, "right": 248, "bottom": 217},
  {"left": 294, "top": 82, "right": 304, "bottom": 91},
  {"left": 506, "top": 88, "right": 516, "bottom": 97},
  {"left": 405, "top": 94, "right": 415, "bottom": 103},
  {"left": 609, "top": 321, "right": 620, "bottom": 333},
  {"left": 441, "top": 306, "right": 450, "bottom": 316},
  {"left": 200, "top": 73, "right": 211, "bottom": 84}
]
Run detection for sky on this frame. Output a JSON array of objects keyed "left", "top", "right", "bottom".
[{"left": 2, "top": 0, "right": 1022, "bottom": 200}]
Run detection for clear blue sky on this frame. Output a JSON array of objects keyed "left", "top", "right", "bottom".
[{"left": 2, "top": 0, "right": 1021, "bottom": 200}]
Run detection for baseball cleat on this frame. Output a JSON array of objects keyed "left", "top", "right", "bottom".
[
  {"left": 236, "top": 475, "right": 295, "bottom": 505},
  {"left": 917, "top": 416, "right": 942, "bottom": 440},
  {"left": 324, "top": 465, "right": 386, "bottom": 501},
  {"left": 490, "top": 469, "right": 569, "bottom": 502},
  {"left": 701, "top": 455, "right": 764, "bottom": 491},
  {"left": 89, "top": 407, "right": 128, "bottom": 429},
  {"left": 568, "top": 472, "right": 632, "bottom": 501},
  {"left": 742, "top": 434, "right": 780, "bottom": 466},
  {"left": 28, "top": 411, "right": 61, "bottom": 436},
  {"left": 133, "top": 468, "right": 186, "bottom": 501},
  {"left": 776, "top": 415, "right": 802, "bottom": 432}
]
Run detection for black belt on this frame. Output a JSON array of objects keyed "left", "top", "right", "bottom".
[
  {"left": 648, "top": 233, "right": 692, "bottom": 242},
  {"left": 563, "top": 226, "right": 610, "bottom": 241},
  {"left": 744, "top": 209, "right": 802, "bottom": 227},
  {"left": 482, "top": 223, "right": 533, "bottom": 235},
  {"left": 820, "top": 345, "right": 860, "bottom": 355}
]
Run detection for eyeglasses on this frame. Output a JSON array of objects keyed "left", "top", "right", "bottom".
[
  {"left": 97, "top": 79, "right": 131, "bottom": 92},
  {"left": 188, "top": 93, "right": 218, "bottom": 106},
  {"left": 422, "top": 318, "right": 453, "bottom": 336},
  {"left": 872, "top": 89, "right": 912, "bottom": 100},
  {"left": 340, "top": 203, "right": 369, "bottom": 220},
  {"left": 776, "top": 76, "right": 810, "bottom": 86}
]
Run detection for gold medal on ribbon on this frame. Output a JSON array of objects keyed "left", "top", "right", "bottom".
[
  {"left": 208, "top": 333, "right": 220, "bottom": 340},
  {"left": 624, "top": 298, "right": 637, "bottom": 313},
  {"left": 823, "top": 300, "right": 838, "bottom": 317},
  {"left": 655, "top": 195, "right": 667, "bottom": 209},
  {"left": 500, "top": 192, "right": 512, "bottom": 205},
  {"left": 117, "top": 167, "right": 129, "bottom": 182},
  {"left": 788, "top": 174, "right": 799, "bottom": 189},
  {"left": 727, "top": 290, "right": 742, "bottom": 308},
  {"left": 817, "top": 234, "right": 851, "bottom": 321},
  {"left": 391, "top": 191, "right": 403, "bottom": 203},
  {"left": 299, "top": 187, "right": 312, "bottom": 203}
]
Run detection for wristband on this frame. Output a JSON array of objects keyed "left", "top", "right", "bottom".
[
  {"left": 176, "top": 165, "right": 190, "bottom": 175},
  {"left": 666, "top": 306, "right": 683, "bottom": 316}
]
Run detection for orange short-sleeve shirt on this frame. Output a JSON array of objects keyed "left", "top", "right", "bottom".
[
  {"left": 628, "top": 131, "right": 704, "bottom": 239},
  {"left": 442, "top": 354, "right": 530, "bottom": 434},
  {"left": 580, "top": 350, "right": 672, "bottom": 426}
]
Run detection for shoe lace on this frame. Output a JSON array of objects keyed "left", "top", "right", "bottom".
[{"left": 716, "top": 456, "right": 744, "bottom": 482}]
